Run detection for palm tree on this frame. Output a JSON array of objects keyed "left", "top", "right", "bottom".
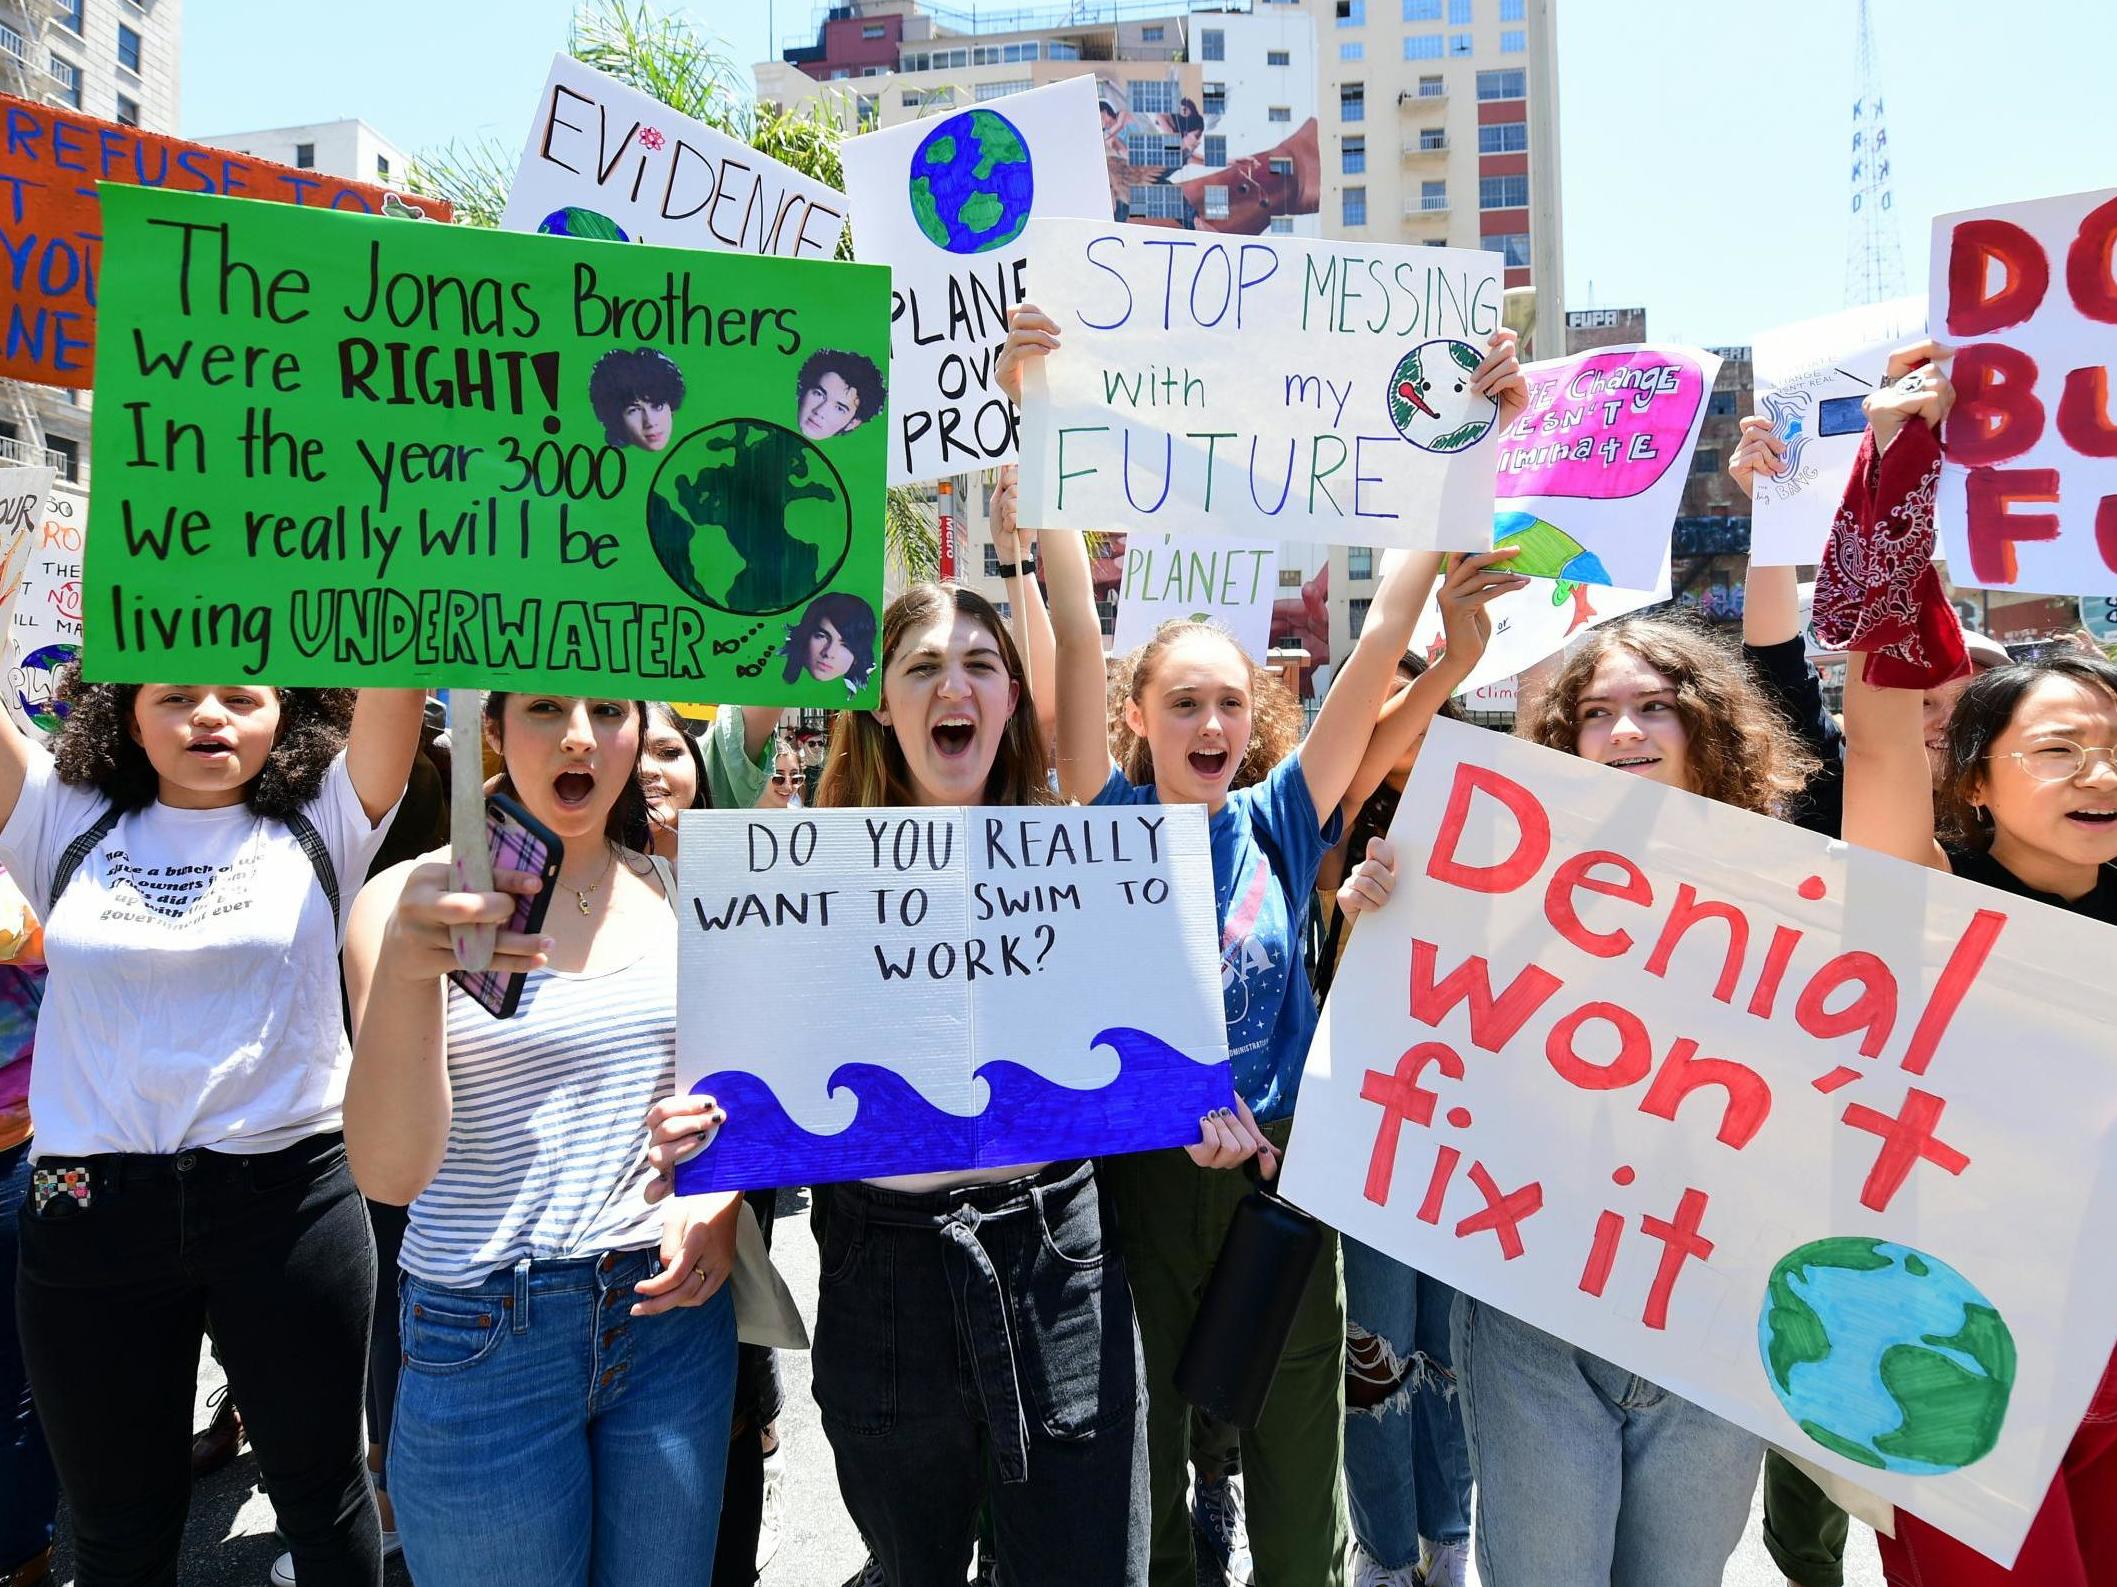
[{"left": 409, "top": 0, "right": 938, "bottom": 580}]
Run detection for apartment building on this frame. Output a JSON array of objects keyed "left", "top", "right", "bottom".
[
  {"left": 192, "top": 118, "right": 411, "bottom": 189},
  {"left": 0, "top": 0, "right": 181, "bottom": 483}
]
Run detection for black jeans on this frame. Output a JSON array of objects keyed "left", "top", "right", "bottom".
[
  {"left": 811, "top": 1161, "right": 1148, "bottom": 1587},
  {"left": 16, "top": 1132, "right": 381, "bottom": 1587},
  {"left": 712, "top": 1188, "right": 783, "bottom": 1587}
]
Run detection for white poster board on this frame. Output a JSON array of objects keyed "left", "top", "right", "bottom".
[
  {"left": 1019, "top": 220, "right": 1502, "bottom": 548},
  {"left": 1280, "top": 719, "right": 2117, "bottom": 1568},
  {"left": 1112, "top": 533, "right": 1278, "bottom": 659},
  {"left": 1491, "top": 344, "right": 1721, "bottom": 590},
  {"left": 1930, "top": 187, "right": 2117, "bottom": 594},
  {"left": 1751, "top": 296, "right": 1927, "bottom": 567},
  {"left": 3, "top": 478, "right": 82, "bottom": 742},
  {"left": 673, "top": 805, "right": 1232, "bottom": 1189},
  {"left": 500, "top": 54, "right": 848, "bottom": 260},
  {"left": 841, "top": 77, "right": 1111, "bottom": 484}
]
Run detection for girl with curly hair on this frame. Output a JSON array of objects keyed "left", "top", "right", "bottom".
[
  {"left": 1001, "top": 301, "right": 1530, "bottom": 1587},
  {"left": 342, "top": 694, "right": 740, "bottom": 1586},
  {"left": 0, "top": 676, "right": 423, "bottom": 1585}
]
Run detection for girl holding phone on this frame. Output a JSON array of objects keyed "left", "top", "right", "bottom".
[{"left": 343, "top": 694, "right": 741, "bottom": 1587}]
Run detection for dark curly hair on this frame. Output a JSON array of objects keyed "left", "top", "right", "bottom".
[
  {"left": 780, "top": 592, "right": 878, "bottom": 690},
  {"left": 482, "top": 693, "right": 654, "bottom": 853},
  {"left": 1936, "top": 654, "right": 2117, "bottom": 850},
  {"left": 1109, "top": 620, "right": 1303, "bottom": 791},
  {"left": 1515, "top": 617, "right": 1821, "bottom": 818},
  {"left": 51, "top": 674, "right": 353, "bottom": 820},
  {"left": 587, "top": 347, "right": 686, "bottom": 447},
  {"left": 796, "top": 349, "right": 886, "bottom": 434}
]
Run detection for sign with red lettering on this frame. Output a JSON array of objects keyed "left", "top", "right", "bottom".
[
  {"left": 1280, "top": 719, "right": 2117, "bottom": 1567},
  {"left": 0, "top": 94, "right": 451, "bottom": 389},
  {"left": 1931, "top": 187, "right": 2117, "bottom": 594}
]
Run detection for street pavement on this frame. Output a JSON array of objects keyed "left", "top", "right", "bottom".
[{"left": 49, "top": 1189, "right": 1881, "bottom": 1586}]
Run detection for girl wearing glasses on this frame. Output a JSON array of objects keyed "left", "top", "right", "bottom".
[
  {"left": 753, "top": 741, "right": 805, "bottom": 810},
  {"left": 1832, "top": 351, "right": 2117, "bottom": 1587}
]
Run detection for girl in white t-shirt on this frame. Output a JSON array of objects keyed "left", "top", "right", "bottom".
[{"left": 0, "top": 677, "right": 422, "bottom": 1586}]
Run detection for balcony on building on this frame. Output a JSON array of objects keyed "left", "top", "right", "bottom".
[
  {"left": 1401, "top": 131, "right": 1449, "bottom": 159},
  {"left": 1399, "top": 76, "right": 1448, "bottom": 106}
]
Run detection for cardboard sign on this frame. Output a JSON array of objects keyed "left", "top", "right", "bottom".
[
  {"left": 672, "top": 805, "right": 1231, "bottom": 1189},
  {"left": 840, "top": 77, "right": 1114, "bottom": 484},
  {"left": 1932, "top": 188, "right": 2117, "bottom": 594},
  {"left": 499, "top": 55, "right": 848, "bottom": 261},
  {"left": 4, "top": 480, "right": 85, "bottom": 742},
  {"left": 1280, "top": 719, "right": 2117, "bottom": 1567},
  {"left": 1492, "top": 345, "right": 1721, "bottom": 590},
  {"left": 1112, "top": 532, "right": 1277, "bottom": 659},
  {"left": 0, "top": 464, "right": 56, "bottom": 641},
  {"left": 1404, "top": 543, "right": 1671, "bottom": 697},
  {"left": 0, "top": 94, "right": 450, "bottom": 389},
  {"left": 1020, "top": 220, "right": 1503, "bottom": 547},
  {"left": 84, "top": 185, "right": 888, "bottom": 701},
  {"left": 1751, "top": 296, "right": 1927, "bottom": 567}
]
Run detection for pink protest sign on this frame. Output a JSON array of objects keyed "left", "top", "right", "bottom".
[{"left": 1490, "top": 344, "right": 1720, "bottom": 590}]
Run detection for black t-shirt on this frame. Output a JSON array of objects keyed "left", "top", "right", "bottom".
[
  {"left": 1946, "top": 845, "right": 2117, "bottom": 925},
  {"left": 1744, "top": 636, "right": 1846, "bottom": 839}
]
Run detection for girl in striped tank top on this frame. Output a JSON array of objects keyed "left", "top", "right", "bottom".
[{"left": 342, "top": 694, "right": 740, "bottom": 1587}]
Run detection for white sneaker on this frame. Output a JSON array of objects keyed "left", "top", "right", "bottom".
[
  {"left": 756, "top": 1446, "right": 785, "bottom": 1574},
  {"left": 269, "top": 1530, "right": 401, "bottom": 1585},
  {"left": 1350, "top": 1541, "right": 1423, "bottom": 1587},
  {"left": 1189, "top": 1470, "right": 1255, "bottom": 1586},
  {"left": 1418, "top": 1535, "right": 1470, "bottom": 1587}
]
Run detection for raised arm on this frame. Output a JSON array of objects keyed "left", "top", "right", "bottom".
[
  {"left": 1731, "top": 416, "right": 1804, "bottom": 648},
  {"left": 1840, "top": 662, "right": 1946, "bottom": 871},
  {"left": 346, "top": 688, "right": 427, "bottom": 827},
  {"left": 988, "top": 465, "right": 1057, "bottom": 748}
]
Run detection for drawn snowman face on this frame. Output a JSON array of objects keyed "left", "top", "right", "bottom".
[{"left": 1388, "top": 339, "right": 1499, "bottom": 454}]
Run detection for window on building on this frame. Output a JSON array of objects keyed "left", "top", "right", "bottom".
[
  {"left": 1419, "top": 125, "right": 1446, "bottom": 149},
  {"left": 855, "top": 93, "right": 880, "bottom": 123},
  {"left": 1483, "top": 230, "right": 1531, "bottom": 265},
  {"left": 983, "top": 543, "right": 1002, "bottom": 576},
  {"left": 902, "top": 91, "right": 922, "bottom": 108},
  {"left": 1204, "top": 185, "right": 1230, "bottom": 220},
  {"left": 1339, "top": 42, "right": 1364, "bottom": 60},
  {"left": 1480, "top": 173, "right": 1528, "bottom": 208},
  {"left": 1417, "top": 74, "right": 1445, "bottom": 98},
  {"left": 1269, "top": 156, "right": 1293, "bottom": 178},
  {"left": 54, "top": 0, "right": 83, "bottom": 35},
  {"left": 1421, "top": 179, "right": 1448, "bottom": 210},
  {"left": 1692, "top": 447, "right": 1722, "bottom": 476},
  {"left": 862, "top": 21, "right": 886, "bottom": 37},
  {"left": 1338, "top": 83, "right": 1364, "bottom": 120},
  {"left": 116, "top": 22, "right": 142, "bottom": 72},
  {"left": 1269, "top": 104, "right": 1292, "bottom": 123},
  {"left": 1501, "top": 29, "right": 1526, "bottom": 51},
  {"left": 861, "top": 65, "right": 886, "bottom": 76},
  {"left": 1403, "top": 33, "right": 1442, "bottom": 59},
  {"left": 1048, "top": 40, "right": 1079, "bottom": 59},
  {"left": 1707, "top": 390, "right": 1738, "bottom": 417},
  {"left": 1477, "top": 68, "right": 1527, "bottom": 99},
  {"left": 1337, "top": 0, "right": 1366, "bottom": 22},
  {"left": 1501, "top": 0, "right": 1525, "bottom": 15},
  {"left": 1141, "top": 24, "right": 1164, "bottom": 41},
  {"left": 1267, "top": 48, "right": 1291, "bottom": 66},
  {"left": 1403, "top": 0, "right": 1440, "bottom": 18},
  {"left": 1449, "top": 0, "right": 1473, "bottom": 20},
  {"left": 1279, "top": 568, "right": 1302, "bottom": 587},
  {"left": 115, "top": 94, "right": 139, "bottom": 126},
  {"left": 1342, "top": 187, "right": 1367, "bottom": 226},
  {"left": 1269, "top": 216, "right": 1293, "bottom": 233},
  {"left": 375, "top": 154, "right": 390, "bottom": 180},
  {"left": 1449, "top": 31, "right": 1474, "bottom": 54},
  {"left": 48, "top": 436, "right": 78, "bottom": 482},
  {"left": 1130, "top": 184, "right": 1187, "bottom": 221},
  {"left": 1348, "top": 546, "right": 1375, "bottom": 580},
  {"left": 1349, "top": 597, "right": 1372, "bottom": 638},
  {"left": 1200, "top": 28, "right": 1224, "bottom": 60},
  {"left": 1126, "top": 132, "right": 1184, "bottom": 166},
  {"left": 1129, "top": 79, "right": 1176, "bottom": 115},
  {"left": 294, "top": 142, "right": 315, "bottom": 169},
  {"left": 1480, "top": 121, "right": 1529, "bottom": 154},
  {"left": 48, "top": 53, "right": 80, "bottom": 108},
  {"left": 1202, "top": 81, "right": 1226, "bottom": 115},
  {"left": 1341, "top": 135, "right": 1365, "bottom": 174},
  {"left": 1202, "top": 133, "right": 1226, "bottom": 164},
  {"left": 828, "top": 68, "right": 851, "bottom": 79}
]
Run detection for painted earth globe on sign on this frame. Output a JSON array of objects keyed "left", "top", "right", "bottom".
[
  {"left": 1759, "top": 1236, "right": 2015, "bottom": 1474},
  {"left": 1388, "top": 339, "right": 1499, "bottom": 454},
  {"left": 909, "top": 108, "right": 1034, "bottom": 255},
  {"left": 538, "top": 206, "right": 628, "bottom": 242},
  {"left": 645, "top": 419, "right": 854, "bottom": 617}
]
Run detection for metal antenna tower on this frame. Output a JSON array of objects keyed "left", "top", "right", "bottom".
[{"left": 1845, "top": 0, "right": 1907, "bottom": 305}]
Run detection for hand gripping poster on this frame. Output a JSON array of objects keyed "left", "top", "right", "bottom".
[
  {"left": 1280, "top": 718, "right": 2117, "bottom": 1567},
  {"left": 672, "top": 806, "right": 1232, "bottom": 1189}
]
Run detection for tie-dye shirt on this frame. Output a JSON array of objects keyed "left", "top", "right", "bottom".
[{"left": 1095, "top": 755, "right": 1340, "bottom": 1122}]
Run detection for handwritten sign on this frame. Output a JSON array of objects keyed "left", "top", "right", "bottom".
[
  {"left": 3, "top": 480, "right": 84, "bottom": 742},
  {"left": 83, "top": 185, "right": 887, "bottom": 701},
  {"left": 672, "top": 805, "right": 1230, "bottom": 1189},
  {"left": 499, "top": 55, "right": 847, "bottom": 261},
  {"left": 1112, "top": 532, "right": 1277, "bottom": 658},
  {"left": 840, "top": 77, "right": 1113, "bottom": 484},
  {"left": 0, "top": 93, "right": 449, "bottom": 389},
  {"left": 0, "top": 465, "right": 56, "bottom": 640},
  {"left": 1751, "top": 297, "right": 1927, "bottom": 567},
  {"left": 1280, "top": 719, "right": 2117, "bottom": 1567},
  {"left": 1492, "top": 345, "right": 1719, "bottom": 590},
  {"left": 1019, "top": 220, "right": 1502, "bottom": 547},
  {"left": 1932, "top": 187, "right": 2117, "bottom": 594}
]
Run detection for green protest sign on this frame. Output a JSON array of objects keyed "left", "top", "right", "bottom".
[{"left": 85, "top": 184, "right": 890, "bottom": 703}]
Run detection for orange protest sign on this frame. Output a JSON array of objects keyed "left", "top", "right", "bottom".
[{"left": 0, "top": 95, "right": 453, "bottom": 389}]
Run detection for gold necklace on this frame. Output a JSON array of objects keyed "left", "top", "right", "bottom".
[{"left": 568, "top": 846, "right": 618, "bottom": 915}]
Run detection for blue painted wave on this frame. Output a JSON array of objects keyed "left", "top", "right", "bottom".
[{"left": 673, "top": 1026, "right": 1235, "bottom": 1193}]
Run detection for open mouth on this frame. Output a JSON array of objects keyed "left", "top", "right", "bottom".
[
  {"left": 931, "top": 717, "right": 976, "bottom": 759},
  {"left": 1187, "top": 748, "right": 1230, "bottom": 779},
  {"left": 553, "top": 768, "right": 597, "bottom": 809},
  {"left": 2065, "top": 808, "right": 2117, "bottom": 827},
  {"left": 1607, "top": 755, "right": 1662, "bottom": 773},
  {"left": 187, "top": 739, "right": 235, "bottom": 760}
]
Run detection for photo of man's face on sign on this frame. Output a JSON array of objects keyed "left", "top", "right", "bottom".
[
  {"left": 781, "top": 591, "right": 877, "bottom": 693},
  {"left": 589, "top": 346, "right": 686, "bottom": 451},
  {"left": 796, "top": 349, "right": 886, "bottom": 441}
]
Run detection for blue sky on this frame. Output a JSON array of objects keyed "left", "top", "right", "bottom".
[{"left": 181, "top": 0, "right": 2112, "bottom": 346}]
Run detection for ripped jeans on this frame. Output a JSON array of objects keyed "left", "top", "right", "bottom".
[{"left": 1341, "top": 1235, "right": 1471, "bottom": 1570}]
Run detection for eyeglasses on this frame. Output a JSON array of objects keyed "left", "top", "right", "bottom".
[
  {"left": 771, "top": 772, "right": 800, "bottom": 786},
  {"left": 1989, "top": 742, "right": 2117, "bottom": 782}
]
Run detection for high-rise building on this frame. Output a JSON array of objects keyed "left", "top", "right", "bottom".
[
  {"left": 191, "top": 119, "right": 412, "bottom": 190},
  {"left": 0, "top": 0, "right": 183, "bottom": 483}
]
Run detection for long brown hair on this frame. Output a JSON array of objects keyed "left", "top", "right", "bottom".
[
  {"left": 1109, "top": 620, "right": 1302, "bottom": 789},
  {"left": 483, "top": 693, "right": 653, "bottom": 850},
  {"left": 1515, "top": 618, "right": 1820, "bottom": 817},
  {"left": 816, "top": 584, "right": 1054, "bottom": 809}
]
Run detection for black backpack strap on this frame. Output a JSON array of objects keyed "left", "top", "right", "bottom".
[
  {"left": 49, "top": 804, "right": 123, "bottom": 913},
  {"left": 283, "top": 809, "right": 341, "bottom": 934}
]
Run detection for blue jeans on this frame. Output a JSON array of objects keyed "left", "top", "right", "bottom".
[
  {"left": 0, "top": 1141, "right": 59, "bottom": 1572},
  {"left": 1341, "top": 1237, "right": 1470, "bottom": 1569},
  {"left": 390, "top": 1247, "right": 737, "bottom": 1587},
  {"left": 1452, "top": 1295, "right": 1761, "bottom": 1587}
]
